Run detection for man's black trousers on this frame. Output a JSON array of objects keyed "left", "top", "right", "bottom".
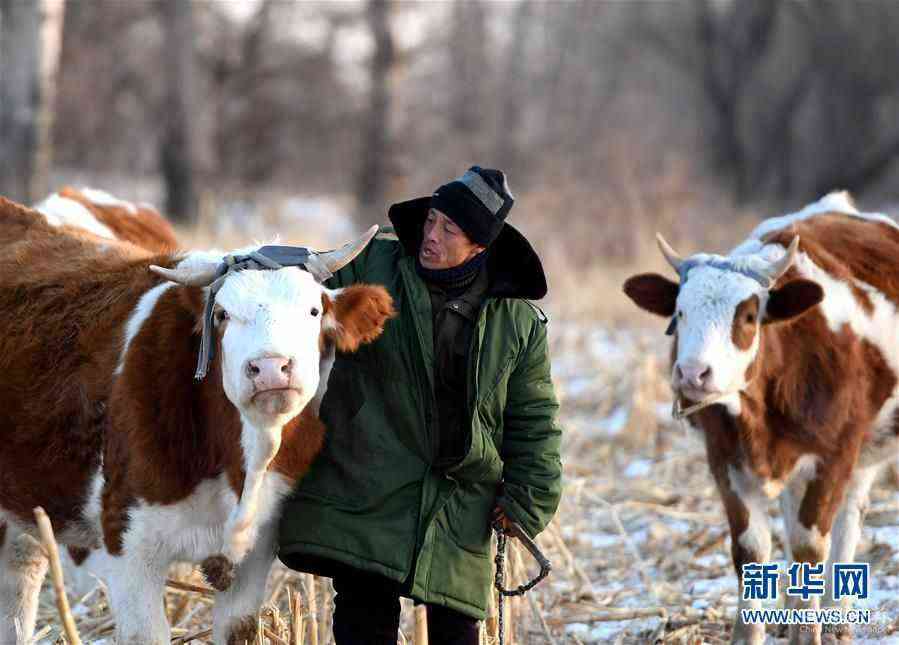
[{"left": 331, "top": 570, "right": 480, "bottom": 645}]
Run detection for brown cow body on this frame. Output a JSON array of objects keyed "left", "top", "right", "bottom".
[
  {"left": 0, "top": 197, "right": 393, "bottom": 644},
  {"left": 625, "top": 193, "right": 899, "bottom": 644}
]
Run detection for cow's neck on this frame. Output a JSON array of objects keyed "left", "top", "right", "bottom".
[{"left": 698, "top": 317, "right": 840, "bottom": 483}]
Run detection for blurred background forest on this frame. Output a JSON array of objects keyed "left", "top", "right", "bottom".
[
  {"left": 6, "top": 3, "right": 899, "bottom": 642},
  {"left": 3, "top": 0, "right": 899, "bottom": 312}
]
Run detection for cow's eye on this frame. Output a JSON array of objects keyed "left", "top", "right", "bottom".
[
  {"left": 310, "top": 307, "right": 320, "bottom": 317},
  {"left": 215, "top": 309, "right": 230, "bottom": 325}
]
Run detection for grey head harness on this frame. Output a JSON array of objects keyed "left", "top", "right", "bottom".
[
  {"left": 195, "top": 246, "right": 333, "bottom": 381},
  {"left": 665, "top": 258, "right": 772, "bottom": 336}
]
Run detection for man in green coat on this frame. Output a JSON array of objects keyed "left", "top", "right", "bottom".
[{"left": 279, "top": 166, "right": 562, "bottom": 644}]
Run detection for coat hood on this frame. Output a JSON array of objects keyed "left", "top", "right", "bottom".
[{"left": 387, "top": 196, "right": 548, "bottom": 300}]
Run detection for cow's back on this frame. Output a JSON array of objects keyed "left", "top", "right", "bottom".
[{"left": 763, "top": 212, "right": 899, "bottom": 309}]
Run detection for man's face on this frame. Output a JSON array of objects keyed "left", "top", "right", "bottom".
[{"left": 419, "top": 208, "right": 486, "bottom": 269}]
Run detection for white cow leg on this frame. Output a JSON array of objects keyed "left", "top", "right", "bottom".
[
  {"left": 719, "top": 470, "right": 771, "bottom": 645},
  {"left": 212, "top": 521, "right": 277, "bottom": 644},
  {"left": 0, "top": 525, "right": 49, "bottom": 644},
  {"left": 105, "top": 547, "right": 170, "bottom": 645},
  {"left": 822, "top": 466, "right": 878, "bottom": 641}
]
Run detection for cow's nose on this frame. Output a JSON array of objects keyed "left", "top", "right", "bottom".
[
  {"left": 676, "top": 361, "right": 713, "bottom": 389},
  {"left": 246, "top": 356, "right": 293, "bottom": 391}
]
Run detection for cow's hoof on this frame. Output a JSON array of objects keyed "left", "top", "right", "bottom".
[{"left": 201, "top": 554, "right": 235, "bottom": 591}]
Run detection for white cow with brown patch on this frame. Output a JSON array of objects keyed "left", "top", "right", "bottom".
[
  {"left": 0, "top": 197, "right": 394, "bottom": 644},
  {"left": 625, "top": 192, "right": 899, "bottom": 644}
]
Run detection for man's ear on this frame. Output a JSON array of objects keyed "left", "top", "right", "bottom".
[
  {"left": 622, "top": 273, "right": 679, "bottom": 317},
  {"left": 764, "top": 279, "right": 824, "bottom": 324},
  {"left": 322, "top": 284, "right": 396, "bottom": 352}
]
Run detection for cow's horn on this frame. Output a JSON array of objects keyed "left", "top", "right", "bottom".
[
  {"left": 149, "top": 261, "right": 219, "bottom": 286},
  {"left": 316, "top": 225, "right": 379, "bottom": 273},
  {"left": 764, "top": 235, "right": 800, "bottom": 284},
  {"left": 656, "top": 233, "right": 684, "bottom": 272}
]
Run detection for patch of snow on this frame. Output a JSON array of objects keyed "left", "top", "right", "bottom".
[
  {"left": 587, "top": 532, "right": 620, "bottom": 549},
  {"left": 695, "top": 553, "right": 730, "bottom": 568},
  {"left": 624, "top": 458, "right": 653, "bottom": 478},
  {"left": 599, "top": 406, "right": 629, "bottom": 435},
  {"left": 690, "top": 575, "right": 733, "bottom": 596},
  {"left": 563, "top": 375, "right": 595, "bottom": 398}
]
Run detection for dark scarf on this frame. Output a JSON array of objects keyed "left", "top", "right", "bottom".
[{"left": 415, "top": 249, "right": 489, "bottom": 297}]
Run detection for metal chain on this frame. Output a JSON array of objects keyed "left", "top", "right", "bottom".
[
  {"left": 493, "top": 520, "right": 553, "bottom": 645},
  {"left": 494, "top": 524, "right": 507, "bottom": 645}
]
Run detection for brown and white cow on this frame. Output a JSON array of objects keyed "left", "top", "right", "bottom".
[
  {"left": 33, "top": 186, "right": 179, "bottom": 252},
  {"left": 624, "top": 192, "right": 899, "bottom": 644},
  {"left": 0, "top": 196, "right": 394, "bottom": 644}
]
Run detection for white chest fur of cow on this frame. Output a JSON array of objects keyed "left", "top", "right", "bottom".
[{"left": 98, "top": 470, "right": 290, "bottom": 568}]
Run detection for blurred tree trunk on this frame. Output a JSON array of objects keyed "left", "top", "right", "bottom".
[
  {"left": 159, "top": 0, "right": 197, "bottom": 223},
  {"left": 0, "top": 0, "right": 41, "bottom": 202},
  {"left": 33, "top": 0, "right": 66, "bottom": 202},
  {"left": 696, "top": 0, "right": 778, "bottom": 203},
  {"left": 356, "top": 0, "right": 394, "bottom": 225},
  {"left": 449, "top": 0, "right": 486, "bottom": 136},
  {"left": 493, "top": 1, "right": 533, "bottom": 173}
]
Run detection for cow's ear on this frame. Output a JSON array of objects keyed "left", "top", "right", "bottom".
[
  {"left": 322, "top": 284, "right": 396, "bottom": 352},
  {"left": 622, "top": 273, "right": 679, "bottom": 317},
  {"left": 764, "top": 279, "right": 823, "bottom": 324}
]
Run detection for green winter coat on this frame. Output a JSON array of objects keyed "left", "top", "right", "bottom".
[{"left": 278, "top": 197, "right": 563, "bottom": 619}]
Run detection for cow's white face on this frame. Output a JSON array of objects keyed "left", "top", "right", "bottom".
[
  {"left": 623, "top": 237, "right": 825, "bottom": 408},
  {"left": 151, "top": 235, "right": 394, "bottom": 429},
  {"left": 670, "top": 260, "right": 766, "bottom": 401},
  {"left": 214, "top": 267, "right": 325, "bottom": 427}
]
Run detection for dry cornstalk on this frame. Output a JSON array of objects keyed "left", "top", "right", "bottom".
[
  {"left": 33, "top": 506, "right": 83, "bottom": 645},
  {"left": 264, "top": 627, "right": 289, "bottom": 645},
  {"left": 172, "top": 627, "right": 212, "bottom": 643},
  {"left": 550, "top": 607, "right": 668, "bottom": 625},
  {"left": 526, "top": 594, "right": 557, "bottom": 645},
  {"left": 485, "top": 579, "right": 498, "bottom": 643},
  {"left": 414, "top": 604, "right": 428, "bottom": 644},
  {"left": 31, "top": 625, "right": 53, "bottom": 642},
  {"left": 306, "top": 574, "right": 319, "bottom": 645},
  {"left": 546, "top": 523, "right": 595, "bottom": 597},
  {"left": 267, "top": 570, "right": 288, "bottom": 606},
  {"left": 166, "top": 578, "right": 216, "bottom": 597},
  {"left": 616, "top": 501, "right": 719, "bottom": 523},
  {"left": 81, "top": 617, "right": 115, "bottom": 639},
  {"left": 168, "top": 589, "right": 193, "bottom": 626},
  {"left": 662, "top": 623, "right": 700, "bottom": 643},
  {"left": 290, "top": 587, "right": 304, "bottom": 645},
  {"left": 318, "top": 581, "right": 332, "bottom": 645},
  {"left": 590, "top": 495, "right": 660, "bottom": 603}
]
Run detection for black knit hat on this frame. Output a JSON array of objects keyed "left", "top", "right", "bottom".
[{"left": 430, "top": 166, "right": 514, "bottom": 247}]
